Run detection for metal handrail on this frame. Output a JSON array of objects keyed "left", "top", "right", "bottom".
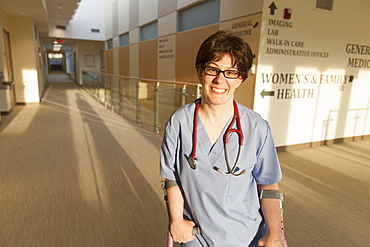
[
  {"left": 82, "top": 70, "right": 202, "bottom": 133},
  {"left": 85, "top": 71, "right": 201, "bottom": 86}
]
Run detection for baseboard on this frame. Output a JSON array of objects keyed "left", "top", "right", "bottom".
[{"left": 276, "top": 135, "right": 370, "bottom": 152}]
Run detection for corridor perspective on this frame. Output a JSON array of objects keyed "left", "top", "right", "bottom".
[{"left": 0, "top": 74, "right": 369, "bottom": 246}]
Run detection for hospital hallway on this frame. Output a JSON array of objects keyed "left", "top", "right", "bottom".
[{"left": 0, "top": 73, "right": 369, "bottom": 246}]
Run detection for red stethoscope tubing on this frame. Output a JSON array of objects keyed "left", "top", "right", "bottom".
[
  {"left": 189, "top": 100, "right": 201, "bottom": 161},
  {"left": 224, "top": 101, "right": 244, "bottom": 145},
  {"left": 189, "top": 100, "right": 244, "bottom": 163}
]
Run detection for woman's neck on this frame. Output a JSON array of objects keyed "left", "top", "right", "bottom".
[
  {"left": 198, "top": 100, "right": 234, "bottom": 144},
  {"left": 199, "top": 100, "right": 234, "bottom": 121}
]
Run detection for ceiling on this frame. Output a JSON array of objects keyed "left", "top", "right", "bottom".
[{"left": 0, "top": 0, "right": 81, "bottom": 50}]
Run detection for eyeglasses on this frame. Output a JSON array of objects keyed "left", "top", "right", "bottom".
[{"left": 203, "top": 66, "right": 241, "bottom": 79}]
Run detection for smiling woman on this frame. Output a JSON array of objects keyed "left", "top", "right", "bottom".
[
  {"left": 197, "top": 55, "right": 242, "bottom": 107},
  {"left": 160, "top": 30, "right": 286, "bottom": 247}
]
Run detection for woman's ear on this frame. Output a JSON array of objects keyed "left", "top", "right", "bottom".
[
  {"left": 196, "top": 67, "right": 203, "bottom": 83},
  {"left": 235, "top": 77, "right": 243, "bottom": 88}
]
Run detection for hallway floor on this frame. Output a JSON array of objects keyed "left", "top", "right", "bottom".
[{"left": 0, "top": 74, "right": 369, "bottom": 246}]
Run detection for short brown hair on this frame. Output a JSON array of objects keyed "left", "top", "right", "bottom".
[{"left": 195, "top": 30, "right": 253, "bottom": 81}]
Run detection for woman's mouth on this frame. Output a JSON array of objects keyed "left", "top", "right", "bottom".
[{"left": 211, "top": 87, "right": 227, "bottom": 93}]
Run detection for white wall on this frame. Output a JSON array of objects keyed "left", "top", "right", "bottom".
[
  {"left": 139, "top": 0, "right": 158, "bottom": 26},
  {"left": 49, "top": 0, "right": 105, "bottom": 41},
  {"left": 129, "top": 28, "right": 140, "bottom": 44},
  {"left": 105, "top": 4, "right": 113, "bottom": 40},
  {"left": 8, "top": 16, "right": 40, "bottom": 103},
  {"left": 177, "top": 0, "right": 203, "bottom": 10},
  {"left": 254, "top": 0, "right": 370, "bottom": 146},
  {"left": 158, "top": 12, "right": 177, "bottom": 37},
  {"left": 118, "top": 0, "right": 130, "bottom": 34},
  {"left": 220, "top": 0, "right": 263, "bottom": 22},
  {"left": 75, "top": 41, "right": 105, "bottom": 85}
]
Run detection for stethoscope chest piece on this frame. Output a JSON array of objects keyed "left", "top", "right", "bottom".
[{"left": 185, "top": 155, "right": 198, "bottom": 169}]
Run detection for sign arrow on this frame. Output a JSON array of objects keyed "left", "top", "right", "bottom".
[
  {"left": 260, "top": 89, "right": 275, "bottom": 98},
  {"left": 253, "top": 22, "right": 259, "bottom": 28},
  {"left": 268, "top": 2, "right": 278, "bottom": 15}
]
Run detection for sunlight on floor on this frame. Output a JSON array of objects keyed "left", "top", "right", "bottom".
[
  {"left": 68, "top": 91, "right": 110, "bottom": 213},
  {"left": 0, "top": 105, "right": 38, "bottom": 135}
]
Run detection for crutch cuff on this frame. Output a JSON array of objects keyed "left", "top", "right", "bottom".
[
  {"left": 259, "top": 190, "right": 283, "bottom": 201},
  {"left": 161, "top": 180, "right": 179, "bottom": 189}
]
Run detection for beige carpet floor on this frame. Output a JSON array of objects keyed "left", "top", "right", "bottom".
[
  {"left": 278, "top": 140, "right": 370, "bottom": 246},
  {"left": 0, "top": 74, "right": 369, "bottom": 246}
]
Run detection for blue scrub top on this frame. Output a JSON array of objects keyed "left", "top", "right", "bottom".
[{"left": 160, "top": 100, "right": 282, "bottom": 246}]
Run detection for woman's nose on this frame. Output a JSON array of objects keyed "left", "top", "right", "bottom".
[{"left": 213, "top": 72, "right": 228, "bottom": 83}]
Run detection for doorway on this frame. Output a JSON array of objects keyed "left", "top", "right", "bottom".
[
  {"left": 48, "top": 52, "right": 65, "bottom": 72},
  {"left": 3, "top": 29, "right": 14, "bottom": 81},
  {"left": 2, "top": 29, "right": 16, "bottom": 109}
]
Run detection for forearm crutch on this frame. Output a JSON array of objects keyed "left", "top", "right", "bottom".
[
  {"left": 259, "top": 190, "right": 288, "bottom": 247},
  {"left": 162, "top": 180, "right": 200, "bottom": 247}
]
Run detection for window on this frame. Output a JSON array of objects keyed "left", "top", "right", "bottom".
[
  {"left": 119, "top": 33, "right": 129, "bottom": 46},
  {"left": 106, "top": 39, "right": 113, "bottom": 49},
  {"left": 140, "top": 21, "right": 158, "bottom": 42},
  {"left": 178, "top": 0, "right": 220, "bottom": 32},
  {"left": 316, "top": 0, "right": 334, "bottom": 11}
]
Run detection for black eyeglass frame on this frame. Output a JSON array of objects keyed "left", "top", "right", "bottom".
[{"left": 202, "top": 66, "right": 241, "bottom": 79}]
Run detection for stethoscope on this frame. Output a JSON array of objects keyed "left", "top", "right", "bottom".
[{"left": 185, "top": 100, "right": 247, "bottom": 176}]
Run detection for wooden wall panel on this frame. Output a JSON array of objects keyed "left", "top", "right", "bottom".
[
  {"left": 105, "top": 50, "right": 113, "bottom": 74},
  {"left": 139, "top": 40, "right": 157, "bottom": 79},
  {"left": 175, "top": 25, "right": 218, "bottom": 83},
  {"left": 119, "top": 46, "right": 129, "bottom": 76}
]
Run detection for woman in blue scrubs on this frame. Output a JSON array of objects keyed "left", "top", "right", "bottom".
[{"left": 160, "top": 30, "right": 285, "bottom": 246}]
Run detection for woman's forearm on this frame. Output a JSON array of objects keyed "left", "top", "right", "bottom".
[
  {"left": 166, "top": 186, "right": 195, "bottom": 243},
  {"left": 257, "top": 183, "right": 284, "bottom": 237},
  {"left": 167, "top": 186, "right": 185, "bottom": 222}
]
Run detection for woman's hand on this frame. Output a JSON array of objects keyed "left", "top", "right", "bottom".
[
  {"left": 258, "top": 233, "right": 285, "bottom": 247},
  {"left": 170, "top": 219, "right": 196, "bottom": 243}
]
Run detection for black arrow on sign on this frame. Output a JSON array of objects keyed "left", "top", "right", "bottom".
[
  {"left": 268, "top": 2, "right": 278, "bottom": 15},
  {"left": 260, "top": 89, "right": 275, "bottom": 98},
  {"left": 253, "top": 22, "right": 259, "bottom": 28}
]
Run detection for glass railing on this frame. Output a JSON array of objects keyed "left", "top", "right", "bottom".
[{"left": 82, "top": 71, "right": 202, "bottom": 133}]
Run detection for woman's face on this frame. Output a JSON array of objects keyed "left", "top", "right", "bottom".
[{"left": 197, "top": 54, "right": 243, "bottom": 106}]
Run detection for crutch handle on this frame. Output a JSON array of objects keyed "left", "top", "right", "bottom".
[
  {"left": 167, "top": 226, "right": 201, "bottom": 246},
  {"left": 192, "top": 226, "right": 201, "bottom": 235}
]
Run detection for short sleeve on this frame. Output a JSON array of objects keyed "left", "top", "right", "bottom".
[
  {"left": 252, "top": 125, "right": 282, "bottom": 185},
  {"left": 159, "top": 120, "right": 178, "bottom": 181}
]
